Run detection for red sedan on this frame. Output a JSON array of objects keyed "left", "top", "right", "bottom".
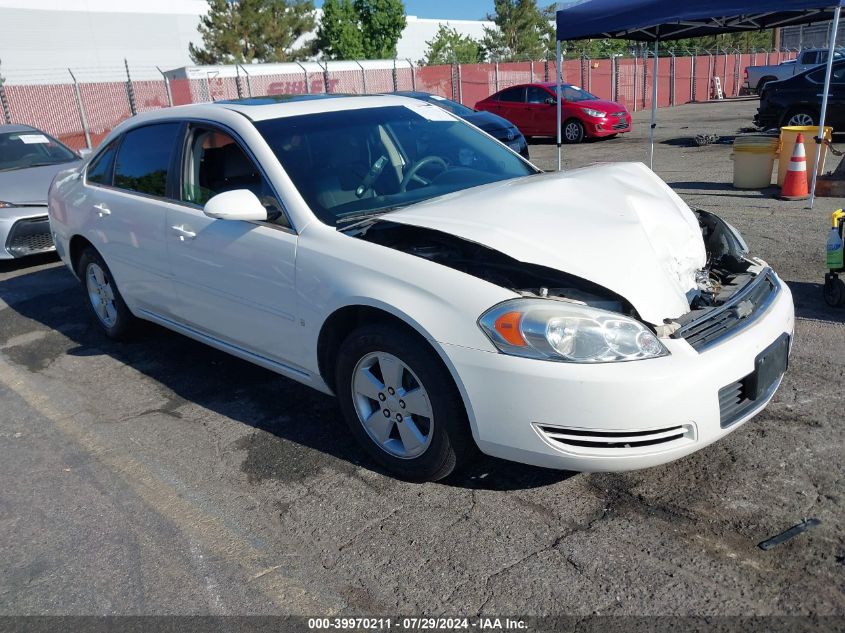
[{"left": 475, "top": 82, "right": 632, "bottom": 144}]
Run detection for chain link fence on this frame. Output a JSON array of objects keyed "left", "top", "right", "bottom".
[{"left": 0, "top": 50, "right": 797, "bottom": 151}]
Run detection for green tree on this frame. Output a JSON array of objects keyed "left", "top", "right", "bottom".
[
  {"left": 482, "top": 0, "right": 553, "bottom": 61},
  {"left": 315, "top": 0, "right": 406, "bottom": 59},
  {"left": 189, "top": 0, "right": 316, "bottom": 64},
  {"left": 354, "top": 0, "right": 407, "bottom": 59},
  {"left": 420, "top": 24, "right": 484, "bottom": 65},
  {"left": 315, "top": 0, "right": 365, "bottom": 60}
]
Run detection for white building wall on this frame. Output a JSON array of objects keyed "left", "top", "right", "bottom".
[{"left": 0, "top": 1, "right": 490, "bottom": 85}]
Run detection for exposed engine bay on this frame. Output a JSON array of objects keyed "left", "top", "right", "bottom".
[{"left": 349, "top": 208, "right": 762, "bottom": 332}]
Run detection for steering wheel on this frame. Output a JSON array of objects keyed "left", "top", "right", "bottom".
[{"left": 400, "top": 156, "right": 448, "bottom": 192}]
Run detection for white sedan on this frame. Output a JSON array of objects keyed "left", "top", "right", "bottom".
[{"left": 48, "top": 95, "right": 794, "bottom": 481}]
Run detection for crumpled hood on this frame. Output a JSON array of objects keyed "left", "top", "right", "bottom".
[
  {"left": 0, "top": 161, "right": 80, "bottom": 205},
  {"left": 386, "top": 162, "right": 706, "bottom": 325}
]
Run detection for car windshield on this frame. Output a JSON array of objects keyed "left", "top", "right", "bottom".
[
  {"left": 560, "top": 85, "right": 598, "bottom": 102},
  {"left": 255, "top": 104, "right": 537, "bottom": 226},
  {"left": 0, "top": 130, "right": 77, "bottom": 172}
]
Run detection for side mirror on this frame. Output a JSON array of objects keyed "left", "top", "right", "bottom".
[
  {"left": 544, "top": 97, "right": 557, "bottom": 106},
  {"left": 203, "top": 189, "right": 268, "bottom": 222},
  {"left": 77, "top": 148, "right": 93, "bottom": 159}
]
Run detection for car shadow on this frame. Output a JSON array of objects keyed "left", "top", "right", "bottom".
[
  {"left": 787, "top": 279, "right": 845, "bottom": 325},
  {"left": 0, "top": 252, "right": 60, "bottom": 274},
  {"left": 0, "top": 265, "right": 575, "bottom": 491},
  {"left": 669, "top": 181, "right": 781, "bottom": 199}
]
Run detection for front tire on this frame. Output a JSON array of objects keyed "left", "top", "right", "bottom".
[
  {"left": 335, "top": 324, "right": 474, "bottom": 481},
  {"left": 562, "top": 119, "right": 585, "bottom": 144},
  {"left": 77, "top": 247, "right": 138, "bottom": 340}
]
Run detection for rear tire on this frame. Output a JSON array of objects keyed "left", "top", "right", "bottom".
[
  {"left": 562, "top": 119, "right": 585, "bottom": 144},
  {"left": 77, "top": 246, "right": 138, "bottom": 340},
  {"left": 335, "top": 324, "right": 474, "bottom": 481}
]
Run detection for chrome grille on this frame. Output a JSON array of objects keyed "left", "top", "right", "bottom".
[
  {"left": 676, "top": 269, "right": 779, "bottom": 352},
  {"left": 535, "top": 423, "right": 695, "bottom": 452},
  {"left": 6, "top": 216, "right": 54, "bottom": 257}
]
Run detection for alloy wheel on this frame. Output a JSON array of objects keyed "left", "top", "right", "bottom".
[
  {"left": 85, "top": 262, "right": 118, "bottom": 328},
  {"left": 351, "top": 351, "right": 434, "bottom": 459},
  {"left": 787, "top": 112, "right": 815, "bottom": 127},
  {"left": 564, "top": 121, "right": 583, "bottom": 142}
]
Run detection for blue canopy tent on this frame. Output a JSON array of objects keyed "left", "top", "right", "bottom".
[{"left": 554, "top": 0, "right": 844, "bottom": 206}]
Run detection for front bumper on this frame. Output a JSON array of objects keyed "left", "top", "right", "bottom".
[
  {"left": 0, "top": 208, "right": 54, "bottom": 259},
  {"left": 442, "top": 276, "right": 794, "bottom": 472},
  {"left": 588, "top": 115, "right": 632, "bottom": 137}
]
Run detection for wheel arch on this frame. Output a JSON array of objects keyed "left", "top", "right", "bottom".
[
  {"left": 757, "top": 75, "right": 777, "bottom": 91},
  {"left": 316, "top": 302, "right": 482, "bottom": 442},
  {"left": 68, "top": 234, "right": 96, "bottom": 278}
]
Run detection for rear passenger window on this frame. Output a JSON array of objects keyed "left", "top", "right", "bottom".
[
  {"left": 86, "top": 141, "right": 117, "bottom": 186},
  {"left": 113, "top": 123, "right": 180, "bottom": 197},
  {"left": 497, "top": 87, "right": 525, "bottom": 102}
]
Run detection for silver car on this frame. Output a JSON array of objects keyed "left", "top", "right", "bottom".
[{"left": 0, "top": 124, "right": 82, "bottom": 259}]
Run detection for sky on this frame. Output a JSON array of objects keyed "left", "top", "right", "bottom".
[{"left": 313, "top": 0, "right": 495, "bottom": 21}]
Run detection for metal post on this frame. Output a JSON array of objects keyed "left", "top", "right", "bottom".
[
  {"left": 648, "top": 39, "right": 659, "bottom": 170},
  {"left": 355, "top": 60, "right": 367, "bottom": 93},
  {"left": 407, "top": 59, "right": 416, "bottom": 90},
  {"left": 530, "top": 59, "right": 535, "bottom": 82},
  {"left": 690, "top": 49, "right": 697, "bottom": 102},
  {"left": 322, "top": 61, "right": 330, "bottom": 94},
  {"left": 494, "top": 59, "right": 500, "bottom": 92},
  {"left": 734, "top": 49, "right": 741, "bottom": 96},
  {"left": 68, "top": 69, "right": 92, "bottom": 150},
  {"left": 669, "top": 49, "right": 675, "bottom": 106},
  {"left": 706, "top": 51, "right": 713, "bottom": 99},
  {"left": 610, "top": 55, "right": 618, "bottom": 102},
  {"left": 295, "top": 61, "right": 310, "bottom": 94},
  {"left": 239, "top": 65, "right": 252, "bottom": 97},
  {"left": 0, "top": 60, "right": 10, "bottom": 124},
  {"left": 580, "top": 53, "right": 587, "bottom": 88},
  {"left": 124, "top": 58, "right": 136, "bottom": 115},
  {"left": 722, "top": 48, "right": 728, "bottom": 96},
  {"left": 809, "top": 5, "right": 841, "bottom": 208},
  {"left": 544, "top": 52, "right": 550, "bottom": 82},
  {"left": 457, "top": 62, "right": 463, "bottom": 104},
  {"left": 156, "top": 66, "right": 173, "bottom": 107},
  {"left": 633, "top": 49, "right": 639, "bottom": 112},
  {"left": 235, "top": 64, "right": 244, "bottom": 99},
  {"left": 392, "top": 58, "right": 398, "bottom": 91},
  {"left": 642, "top": 45, "right": 648, "bottom": 110},
  {"left": 556, "top": 41, "right": 562, "bottom": 171}
]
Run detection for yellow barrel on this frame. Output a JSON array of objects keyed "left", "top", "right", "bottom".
[
  {"left": 777, "top": 126, "right": 833, "bottom": 187},
  {"left": 731, "top": 135, "right": 779, "bottom": 189}
]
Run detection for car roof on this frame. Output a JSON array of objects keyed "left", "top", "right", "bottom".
[
  {"left": 0, "top": 124, "right": 39, "bottom": 134},
  {"left": 208, "top": 93, "right": 428, "bottom": 121}
]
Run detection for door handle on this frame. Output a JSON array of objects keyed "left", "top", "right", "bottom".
[
  {"left": 93, "top": 203, "right": 111, "bottom": 217},
  {"left": 171, "top": 225, "right": 196, "bottom": 241}
]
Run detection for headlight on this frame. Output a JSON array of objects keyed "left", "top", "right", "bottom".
[
  {"left": 0, "top": 201, "right": 15, "bottom": 208},
  {"left": 478, "top": 299, "right": 668, "bottom": 363},
  {"left": 581, "top": 108, "right": 606, "bottom": 118}
]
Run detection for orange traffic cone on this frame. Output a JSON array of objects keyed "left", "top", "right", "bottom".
[{"left": 779, "top": 133, "right": 809, "bottom": 200}]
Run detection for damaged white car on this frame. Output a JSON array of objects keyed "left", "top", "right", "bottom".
[{"left": 48, "top": 95, "right": 794, "bottom": 481}]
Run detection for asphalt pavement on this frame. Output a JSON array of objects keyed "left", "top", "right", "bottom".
[{"left": 0, "top": 99, "right": 843, "bottom": 620}]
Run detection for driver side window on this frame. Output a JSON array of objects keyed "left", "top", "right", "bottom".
[{"left": 182, "top": 126, "right": 288, "bottom": 227}]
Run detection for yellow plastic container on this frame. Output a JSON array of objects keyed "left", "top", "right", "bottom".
[
  {"left": 731, "top": 136, "right": 779, "bottom": 189},
  {"left": 777, "top": 125, "right": 833, "bottom": 187}
]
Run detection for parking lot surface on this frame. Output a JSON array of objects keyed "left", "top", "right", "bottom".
[{"left": 1, "top": 99, "right": 843, "bottom": 617}]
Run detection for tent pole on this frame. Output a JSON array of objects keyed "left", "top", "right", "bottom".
[
  {"left": 809, "top": 5, "right": 840, "bottom": 209},
  {"left": 649, "top": 38, "right": 659, "bottom": 170},
  {"left": 556, "top": 39, "right": 562, "bottom": 171}
]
